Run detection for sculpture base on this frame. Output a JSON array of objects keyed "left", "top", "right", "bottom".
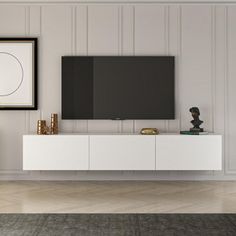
[{"left": 190, "top": 128, "right": 204, "bottom": 132}]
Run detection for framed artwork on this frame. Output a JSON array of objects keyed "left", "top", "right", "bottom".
[{"left": 0, "top": 38, "right": 37, "bottom": 110}]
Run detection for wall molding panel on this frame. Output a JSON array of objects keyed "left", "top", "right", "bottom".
[
  {"left": 2, "top": 0, "right": 236, "bottom": 4},
  {"left": 0, "top": 1, "right": 236, "bottom": 179}
]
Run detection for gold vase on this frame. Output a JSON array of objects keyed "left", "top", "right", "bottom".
[
  {"left": 50, "top": 113, "right": 58, "bottom": 134},
  {"left": 37, "top": 120, "right": 48, "bottom": 135}
]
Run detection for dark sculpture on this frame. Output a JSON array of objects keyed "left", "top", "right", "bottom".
[{"left": 189, "top": 107, "right": 204, "bottom": 132}]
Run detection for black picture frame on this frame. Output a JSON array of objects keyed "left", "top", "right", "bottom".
[{"left": 0, "top": 38, "right": 37, "bottom": 110}]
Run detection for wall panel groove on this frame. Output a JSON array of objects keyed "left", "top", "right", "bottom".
[
  {"left": 165, "top": 5, "right": 170, "bottom": 132},
  {"left": 25, "top": 6, "right": 30, "bottom": 135},
  {"left": 179, "top": 5, "right": 182, "bottom": 131},
  {"left": 133, "top": 5, "right": 135, "bottom": 133},
  {"left": 225, "top": 5, "right": 230, "bottom": 173},
  {"left": 86, "top": 5, "right": 89, "bottom": 133},
  {"left": 211, "top": 5, "right": 216, "bottom": 133},
  {"left": 71, "top": 5, "right": 76, "bottom": 132},
  {"left": 223, "top": 6, "right": 227, "bottom": 173}
]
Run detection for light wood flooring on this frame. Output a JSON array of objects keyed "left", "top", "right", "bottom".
[{"left": 0, "top": 181, "right": 236, "bottom": 213}]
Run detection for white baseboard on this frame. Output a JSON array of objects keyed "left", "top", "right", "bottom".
[{"left": 0, "top": 170, "right": 236, "bottom": 181}]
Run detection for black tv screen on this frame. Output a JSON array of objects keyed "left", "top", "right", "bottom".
[{"left": 62, "top": 56, "right": 175, "bottom": 120}]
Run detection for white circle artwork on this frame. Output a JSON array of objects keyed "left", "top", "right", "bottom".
[{"left": 0, "top": 52, "right": 24, "bottom": 96}]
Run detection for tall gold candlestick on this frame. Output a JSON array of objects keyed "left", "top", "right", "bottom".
[{"left": 50, "top": 113, "right": 58, "bottom": 134}]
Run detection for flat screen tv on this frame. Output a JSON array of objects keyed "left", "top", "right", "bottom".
[{"left": 62, "top": 56, "right": 175, "bottom": 120}]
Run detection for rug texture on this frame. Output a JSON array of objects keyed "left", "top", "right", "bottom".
[{"left": 0, "top": 214, "right": 236, "bottom": 236}]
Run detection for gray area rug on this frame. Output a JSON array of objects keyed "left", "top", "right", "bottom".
[{"left": 0, "top": 214, "right": 236, "bottom": 236}]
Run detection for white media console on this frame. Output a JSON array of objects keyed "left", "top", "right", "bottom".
[{"left": 23, "top": 134, "right": 222, "bottom": 171}]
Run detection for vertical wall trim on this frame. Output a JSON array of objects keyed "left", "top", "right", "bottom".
[
  {"left": 211, "top": 5, "right": 216, "bottom": 133},
  {"left": 74, "top": 6, "right": 81, "bottom": 133},
  {"left": 72, "top": 6, "right": 77, "bottom": 133},
  {"left": 74, "top": 6, "right": 77, "bottom": 54},
  {"left": 86, "top": 5, "right": 89, "bottom": 133},
  {"left": 133, "top": 5, "right": 135, "bottom": 56},
  {"left": 25, "top": 6, "right": 30, "bottom": 35},
  {"left": 71, "top": 6, "right": 75, "bottom": 139},
  {"left": 165, "top": 5, "right": 170, "bottom": 132},
  {"left": 224, "top": 6, "right": 229, "bottom": 173},
  {"left": 39, "top": 6, "right": 43, "bottom": 120},
  {"left": 117, "top": 5, "right": 120, "bottom": 133},
  {"left": 178, "top": 5, "right": 182, "bottom": 131},
  {"left": 86, "top": 5, "right": 89, "bottom": 55},
  {"left": 25, "top": 6, "right": 30, "bottom": 135},
  {"left": 121, "top": 5, "right": 123, "bottom": 133},
  {"left": 165, "top": 6, "right": 170, "bottom": 55},
  {"left": 71, "top": 6, "right": 77, "bottom": 56},
  {"left": 119, "top": 5, "right": 123, "bottom": 133},
  {"left": 71, "top": 6, "right": 74, "bottom": 55},
  {"left": 211, "top": 5, "right": 216, "bottom": 175},
  {"left": 121, "top": 5, "right": 123, "bottom": 56},
  {"left": 133, "top": 5, "right": 136, "bottom": 133},
  {"left": 39, "top": 6, "right": 42, "bottom": 36},
  {"left": 118, "top": 5, "right": 120, "bottom": 56}
]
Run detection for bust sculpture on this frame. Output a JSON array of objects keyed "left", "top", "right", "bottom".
[{"left": 189, "top": 107, "right": 204, "bottom": 132}]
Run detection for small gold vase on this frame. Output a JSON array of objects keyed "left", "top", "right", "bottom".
[
  {"left": 50, "top": 113, "right": 58, "bottom": 134},
  {"left": 37, "top": 120, "right": 48, "bottom": 135}
]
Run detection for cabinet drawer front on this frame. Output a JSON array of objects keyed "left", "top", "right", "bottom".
[
  {"left": 156, "top": 135, "right": 222, "bottom": 170},
  {"left": 23, "top": 135, "right": 89, "bottom": 170},
  {"left": 90, "top": 135, "right": 155, "bottom": 170}
]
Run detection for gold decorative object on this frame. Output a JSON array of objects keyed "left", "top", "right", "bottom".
[
  {"left": 37, "top": 120, "right": 48, "bottom": 135},
  {"left": 140, "top": 128, "right": 159, "bottom": 135},
  {"left": 36, "top": 113, "right": 59, "bottom": 135},
  {"left": 50, "top": 113, "right": 58, "bottom": 134}
]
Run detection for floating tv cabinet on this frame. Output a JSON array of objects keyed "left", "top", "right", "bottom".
[{"left": 23, "top": 134, "right": 222, "bottom": 171}]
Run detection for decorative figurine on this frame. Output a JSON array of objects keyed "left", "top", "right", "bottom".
[{"left": 189, "top": 107, "right": 204, "bottom": 132}]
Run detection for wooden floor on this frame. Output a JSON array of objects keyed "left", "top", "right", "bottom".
[{"left": 0, "top": 181, "right": 236, "bottom": 213}]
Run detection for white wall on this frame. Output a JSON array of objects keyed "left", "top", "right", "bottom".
[{"left": 0, "top": 0, "right": 234, "bottom": 180}]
